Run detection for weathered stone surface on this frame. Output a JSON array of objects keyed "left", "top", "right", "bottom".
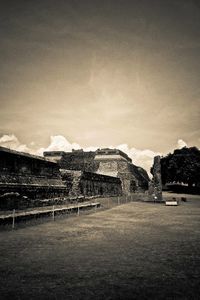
[
  {"left": 1, "top": 146, "right": 148, "bottom": 210},
  {"left": 94, "top": 148, "right": 149, "bottom": 194},
  {"left": 45, "top": 148, "right": 149, "bottom": 195},
  {"left": 148, "top": 155, "right": 163, "bottom": 202},
  {"left": 44, "top": 149, "right": 96, "bottom": 172},
  {"left": 0, "top": 147, "right": 67, "bottom": 209},
  {"left": 60, "top": 169, "right": 122, "bottom": 197}
]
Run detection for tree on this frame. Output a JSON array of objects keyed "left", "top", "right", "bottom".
[{"left": 160, "top": 147, "right": 200, "bottom": 187}]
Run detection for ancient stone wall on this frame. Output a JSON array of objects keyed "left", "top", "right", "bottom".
[
  {"left": 0, "top": 147, "right": 67, "bottom": 209},
  {"left": 129, "top": 164, "right": 149, "bottom": 191},
  {"left": 44, "top": 148, "right": 149, "bottom": 195},
  {"left": 94, "top": 149, "right": 149, "bottom": 194},
  {"left": 60, "top": 170, "right": 122, "bottom": 198},
  {"left": 95, "top": 148, "right": 132, "bottom": 162},
  {"left": 96, "top": 160, "right": 118, "bottom": 177},
  {"left": 44, "top": 149, "right": 97, "bottom": 172},
  {"left": 148, "top": 156, "right": 163, "bottom": 202}
]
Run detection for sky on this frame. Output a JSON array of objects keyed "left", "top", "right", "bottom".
[{"left": 0, "top": 0, "right": 200, "bottom": 171}]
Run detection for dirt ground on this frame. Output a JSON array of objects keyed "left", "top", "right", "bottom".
[{"left": 0, "top": 193, "right": 200, "bottom": 300}]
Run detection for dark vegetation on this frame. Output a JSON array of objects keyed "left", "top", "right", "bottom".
[{"left": 161, "top": 147, "right": 200, "bottom": 194}]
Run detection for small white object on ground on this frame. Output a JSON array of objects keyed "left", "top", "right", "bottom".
[{"left": 165, "top": 200, "right": 178, "bottom": 206}]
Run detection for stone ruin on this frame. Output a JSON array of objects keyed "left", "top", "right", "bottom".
[
  {"left": 0, "top": 146, "right": 66, "bottom": 210},
  {"left": 148, "top": 155, "right": 163, "bottom": 202},
  {"left": 60, "top": 169, "right": 122, "bottom": 198},
  {"left": 44, "top": 148, "right": 150, "bottom": 195},
  {"left": 0, "top": 147, "right": 122, "bottom": 210},
  {"left": 0, "top": 146, "right": 150, "bottom": 210},
  {"left": 94, "top": 148, "right": 149, "bottom": 194}
]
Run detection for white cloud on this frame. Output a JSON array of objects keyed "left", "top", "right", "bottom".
[
  {"left": 0, "top": 134, "right": 19, "bottom": 146},
  {"left": 0, "top": 134, "right": 31, "bottom": 153},
  {"left": 37, "top": 135, "right": 81, "bottom": 155},
  {"left": 177, "top": 139, "right": 188, "bottom": 149}
]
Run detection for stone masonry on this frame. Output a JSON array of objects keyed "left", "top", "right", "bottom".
[
  {"left": 148, "top": 155, "right": 163, "bottom": 202},
  {"left": 44, "top": 148, "right": 149, "bottom": 194},
  {"left": 61, "top": 169, "right": 122, "bottom": 198},
  {"left": 0, "top": 147, "right": 67, "bottom": 209}
]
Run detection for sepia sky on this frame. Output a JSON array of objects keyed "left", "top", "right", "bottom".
[{"left": 0, "top": 0, "right": 200, "bottom": 156}]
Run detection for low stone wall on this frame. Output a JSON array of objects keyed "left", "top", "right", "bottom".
[
  {"left": 0, "top": 147, "right": 67, "bottom": 210},
  {"left": 60, "top": 170, "right": 122, "bottom": 197}
]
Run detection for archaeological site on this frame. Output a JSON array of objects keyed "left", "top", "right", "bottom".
[{"left": 0, "top": 146, "right": 150, "bottom": 210}]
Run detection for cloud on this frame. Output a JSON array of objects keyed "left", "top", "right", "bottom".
[
  {"left": 177, "top": 139, "right": 188, "bottom": 149},
  {"left": 0, "top": 134, "right": 32, "bottom": 153},
  {"left": 0, "top": 134, "right": 19, "bottom": 145},
  {"left": 37, "top": 135, "right": 81, "bottom": 155}
]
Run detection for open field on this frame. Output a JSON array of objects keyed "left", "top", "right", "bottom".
[{"left": 0, "top": 193, "right": 200, "bottom": 299}]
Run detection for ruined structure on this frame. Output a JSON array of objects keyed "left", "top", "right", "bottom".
[
  {"left": 0, "top": 147, "right": 67, "bottom": 209},
  {"left": 0, "top": 147, "right": 123, "bottom": 210},
  {"left": 148, "top": 155, "right": 163, "bottom": 202},
  {"left": 61, "top": 170, "right": 122, "bottom": 197},
  {"left": 94, "top": 149, "right": 149, "bottom": 194},
  {"left": 44, "top": 148, "right": 149, "bottom": 194},
  {"left": 43, "top": 149, "right": 123, "bottom": 197},
  {"left": 0, "top": 145, "right": 149, "bottom": 211},
  {"left": 43, "top": 149, "right": 96, "bottom": 172}
]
